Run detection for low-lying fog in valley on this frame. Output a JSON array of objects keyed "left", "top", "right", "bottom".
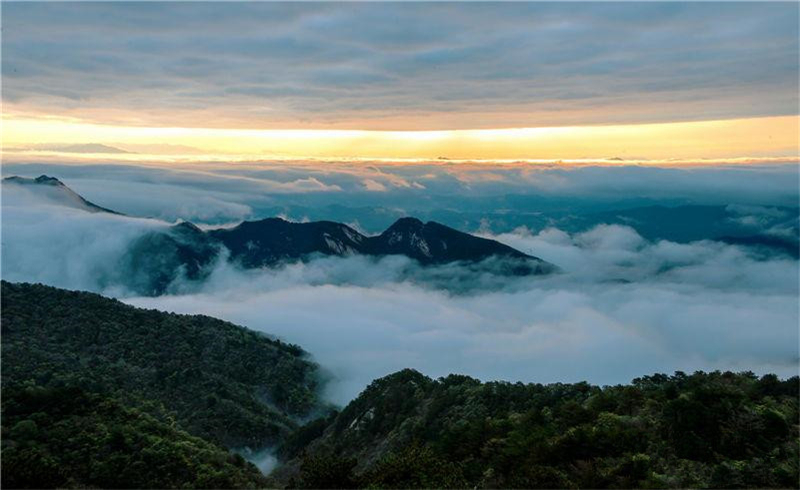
[{"left": 3, "top": 161, "right": 798, "bottom": 404}]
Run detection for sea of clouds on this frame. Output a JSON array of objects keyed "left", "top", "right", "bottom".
[{"left": 3, "top": 168, "right": 797, "bottom": 404}]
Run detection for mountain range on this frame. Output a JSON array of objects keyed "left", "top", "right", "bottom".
[{"left": 4, "top": 175, "right": 556, "bottom": 295}]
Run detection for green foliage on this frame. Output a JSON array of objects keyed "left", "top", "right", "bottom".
[
  {"left": 1, "top": 281, "right": 324, "bottom": 448},
  {"left": 4, "top": 281, "right": 798, "bottom": 489},
  {"left": 1, "top": 384, "right": 268, "bottom": 489},
  {"left": 362, "top": 444, "right": 468, "bottom": 489},
  {"left": 288, "top": 369, "right": 800, "bottom": 489},
  {"left": 292, "top": 453, "right": 359, "bottom": 489}
]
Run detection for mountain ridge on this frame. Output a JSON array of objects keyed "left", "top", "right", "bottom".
[
  {"left": 3, "top": 175, "right": 123, "bottom": 214},
  {"left": 4, "top": 175, "right": 556, "bottom": 295}
]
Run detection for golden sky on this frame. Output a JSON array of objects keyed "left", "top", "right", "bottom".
[
  {"left": 2, "top": 114, "right": 798, "bottom": 163},
  {"left": 3, "top": 3, "right": 799, "bottom": 164}
]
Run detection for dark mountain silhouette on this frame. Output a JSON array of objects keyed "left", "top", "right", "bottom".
[
  {"left": 209, "top": 218, "right": 367, "bottom": 268},
  {"left": 719, "top": 234, "right": 799, "bottom": 259},
  {"left": 210, "top": 216, "right": 553, "bottom": 271},
  {"left": 3, "top": 175, "right": 557, "bottom": 294},
  {"left": 366, "top": 217, "right": 531, "bottom": 264}
]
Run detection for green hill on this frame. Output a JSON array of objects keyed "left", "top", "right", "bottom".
[
  {"left": 1, "top": 281, "right": 324, "bottom": 449},
  {"left": 1, "top": 281, "right": 330, "bottom": 488},
  {"left": 3, "top": 281, "right": 798, "bottom": 489},
  {"left": 283, "top": 369, "right": 799, "bottom": 489},
  {"left": 3, "top": 384, "right": 268, "bottom": 489}
]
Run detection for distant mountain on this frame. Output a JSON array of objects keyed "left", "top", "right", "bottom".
[
  {"left": 209, "top": 218, "right": 368, "bottom": 268},
  {"left": 563, "top": 204, "right": 800, "bottom": 255},
  {"left": 718, "top": 234, "right": 800, "bottom": 259},
  {"left": 3, "top": 175, "right": 122, "bottom": 214},
  {"left": 124, "top": 221, "right": 221, "bottom": 295},
  {"left": 120, "top": 215, "right": 553, "bottom": 295},
  {"left": 210, "top": 216, "right": 554, "bottom": 273},
  {"left": 32, "top": 143, "right": 132, "bottom": 154},
  {"left": 367, "top": 217, "right": 532, "bottom": 265},
  {"left": 3, "top": 176, "right": 556, "bottom": 295}
]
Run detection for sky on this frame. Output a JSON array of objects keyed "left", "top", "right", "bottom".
[{"left": 2, "top": 2, "right": 799, "bottom": 161}]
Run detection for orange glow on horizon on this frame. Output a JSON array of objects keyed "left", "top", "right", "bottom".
[{"left": 1, "top": 114, "right": 797, "bottom": 163}]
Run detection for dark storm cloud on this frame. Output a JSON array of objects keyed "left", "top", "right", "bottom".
[{"left": 3, "top": 3, "right": 798, "bottom": 128}]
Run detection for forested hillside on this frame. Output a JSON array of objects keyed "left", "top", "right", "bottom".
[
  {"left": 2, "top": 282, "right": 798, "bottom": 489},
  {"left": 283, "top": 369, "right": 799, "bottom": 489},
  {"left": 1, "top": 281, "right": 330, "bottom": 488},
  {"left": 3, "top": 385, "right": 268, "bottom": 489},
  {"left": 1, "top": 281, "right": 324, "bottom": 448}
]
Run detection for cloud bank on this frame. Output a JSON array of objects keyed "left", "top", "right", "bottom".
[
  {"left": 126, "top": 225, "right": 798, "bottom": 404},
  {"left": 3, "top": 180, "right": 797, "bottom": 405},
  {"left": 4, "top": 161, "right": 798, "bottom": 228}
]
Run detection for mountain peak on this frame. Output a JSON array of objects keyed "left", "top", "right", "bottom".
[
  {"left": 386, "top": 217, "right": 425, "bottom": 230},
  {"left": 35, "top": 175, "right": 65, "bottom": 186},
  {"left": 3, "top": 174, "right": 65, "bottom": 187}
]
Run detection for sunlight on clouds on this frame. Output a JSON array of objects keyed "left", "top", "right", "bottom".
[{"left": 2, "top": 114, "right": 798, "bottom": 162}]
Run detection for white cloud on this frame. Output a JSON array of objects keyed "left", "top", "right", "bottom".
[
  {"left": 362, "top": 179, "right": 387, "bottom": 192},
  {"left": 124, "top": 225, "right": 798, "bottom": 405},
  {"left": 2, "top": 165, "right": 797, "bottom": 407}
]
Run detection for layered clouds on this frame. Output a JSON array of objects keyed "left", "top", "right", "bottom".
[
  {"left": 3, "top": 3, "right": 798, "bottom": 129},
  {"left": 2, "top": 165, "right": 797, "bottom": 404},
  {"left": 3, "top": 161, "right": 798, "bottom": 227}
]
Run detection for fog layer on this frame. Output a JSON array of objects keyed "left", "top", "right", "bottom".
[{"left": 2, "top": 169, "right": 797, "bottom": 404}]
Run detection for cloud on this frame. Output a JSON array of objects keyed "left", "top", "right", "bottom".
[
  {"left": 3, "top": 161, "right": 797, "bottom": 230},
  {"left": 3, "top": 180, "right": 796, "bottom": 406},
  {"left": 3, "top": 3, "right": 797, "bottom": 129},
  {"left": 362, "top": 179, "right": 387, "bottom": 192},
  {"left": 1, "top": 183, "right": 170, "bottom": 293},
  {"left": 123, "top": 224, "right": 798, "bottom": 405}
]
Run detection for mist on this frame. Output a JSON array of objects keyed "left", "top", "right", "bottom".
[
  {"left": 4, "top": 179, "right": 797, "bottom": 405},
  {"left": 2, "top": 166, "right": 798, "bottom": 405},
  {"left": 125, "top": 225, "right": 799, "bottom": 404}
]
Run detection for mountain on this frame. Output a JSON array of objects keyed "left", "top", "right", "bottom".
[
  {"left": 210, "top": 216, "right": 554, "bottom": 273},
  {"left": 32, "top": 143, "right": 132, "bottom": 154},
  {"left": 1, "top": 281, "right": 326, "bottom": 450},
  {"left": 2, "top": 175, "right": 122, "bottom": 214},
  {"left": 124, "top": 221, "right": 222, "bottom": 295},
  {"left": 209, "top": 218, "right": 368, "bottom": 268},
  {"left": 257, "top": 202, "right": 800, "bottom": 259},
  {"left": 563, "top": 204, "right": 800, "bottom": 257},
  {"left": 367, "top": 217, "right": 531, "bottom": 265},
  {"left": 278, "top": 369, "right": 799, "bottom": 489},
  {"left": 718, "top": 234, "right": 800, "bottom": 259},
  {"left": 3, "top": 282, "right": 798, "bottom": 489},
  {"left": 4, "top": 175, "right": 556, "bottom": 295}
]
